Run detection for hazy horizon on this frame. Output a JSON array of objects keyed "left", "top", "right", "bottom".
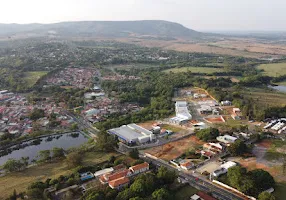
[{"left": 1, "top": 0, "right": 286, "bottom": 32}]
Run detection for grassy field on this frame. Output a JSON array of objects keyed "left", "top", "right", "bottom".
[
  {"left": 160, "top": 124, "right": 186, "bottom": 133},
  {"left": 164, "top": 67, "right": 224, "bottom": 74},
  {"left": 275, "top": 81, "right": 286, "bottom": 86},
  {"left": 264, "top": 140, "right": 286, "bottom": 161},
  {"left": 241, "top": 88, "right": 286, "bottom": 107},
  {"left": 23, "top": 71, "right": 48, "bottom": 88},
  {"left": 274, "top": 182, "right": 286, "bottom": 199},
  {"left": 0, "top": 151, "right": 118, "bottom": 199},
  {"left": 257, "top": 63, "right": 286, "bottom": 77},
  {"left": 174, "top": 185, "right": 198, "bottom": 200}
]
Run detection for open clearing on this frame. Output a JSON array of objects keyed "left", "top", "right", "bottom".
[
  {"left": 275, "top": 81, "right": 286, "bottom": 86},
  {"left": 144, "top": 136, "right": 204, "bottom": 161},
  {"left": 174, "top": 185, "right": 198, "bottom": 200},
  {"left": 257, "top": 63, "right": 286, "bottom": 77},
  {"left": 0, "top": 151, "right": 118, "bottom": 199},
  {"left": 24, "top": 71, "right": 48, "bottom": 88},
  {"left": 241, "top": 88, "right": 286, "bottom": 107},
  {"left": 164, "top": 67, "right": 224, "bottom": 74}
]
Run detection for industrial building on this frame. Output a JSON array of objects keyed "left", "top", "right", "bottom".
[
  {"left": 216, "top": 135, "right": 238, "bottom": 145},
  {"left": 108, "top": 123, "right": 156, "bottom": 145},
  {"left": 170, "top": 101, "right": 192, "bottom": 125}
]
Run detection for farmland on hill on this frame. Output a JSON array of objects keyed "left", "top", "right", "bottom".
[
  {"left": 163, "top": 66, "right": 225, "bottom": 74},
  {"left": 23, "top": 71, "right": 48, "bottom": 88},
  {"left": 241, "top": 87, "right": 286, "bottom": 107}
]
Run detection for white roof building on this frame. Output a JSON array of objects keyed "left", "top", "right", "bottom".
[
  {"left": 94, "top": 168, "right": 114, "bottom": 177},
  {"left": 170, "top": 101, "right": 192, "bottom": 124},
  {"left": 216, "top": 135, "right": 238, "bottom": 144},
  {"left": 212, "top": 161, "right": 237, "bottom": 177}
]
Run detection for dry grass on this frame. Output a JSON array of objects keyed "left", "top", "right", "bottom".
[
  {"left": 0, "top": 151, "right": 118, "bottom": 199},
  {"left": 115, "top": 38, "right": 285, "bottom": 58},
  {"left": 164, "top": 66, "right": 224, "bottom": 74},
  {"left": 0, "top": 162, "right": 71, "bottom": 200},
  {"left": 257, "top": 63, "right": 286, "bottom": 77},
  {"left": 144, "top": 136, "right": 204, "bottom": 161},
  {"left": 242, "top": 88, "right": 286, "bottom": 107},
  {"left": 23, "top": 71, "right": 48, "bottom": 88}
]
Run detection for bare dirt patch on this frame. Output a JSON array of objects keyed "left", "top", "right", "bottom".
[
  {"left": 144, "top": 136, "right": 204, "bottom": 161},
  {"left": 205, "top": 116, "right": 225, "bottom": 123},
  {"left": 237, "top": 157, "right": 286, "bottom": 182},
  {"left": 258, "top": 140, "right": 273, "bottom": 148}
]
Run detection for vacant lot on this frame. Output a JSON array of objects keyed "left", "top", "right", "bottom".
[
  {"left": 164, "top": 67, "right": 224, "bottom": 74},
  {"left": 144, "top": 136, "right": 204, "bottom": 161},
  {"left": 0, "top": 151, "right": 118, "bottom": 199},
  {"left": 241, "top": 88, "right": 286, "bottom": 107},
  {"left": 174, "top": 185, "right": 198, "bottom": 200},
  {"left": 24, "top": 71, "right": 48, "bottom": 88},
  {"left": 196, "top": 161, "right": 221, "bottom": 174},
  {"left": 274, "top": 182, "right": 286, "bottom": 200},
  {"left": 236, "top": 157, "right": 285, "bottom": 182},
  {"left": 257, "top": 63, "right": 286, "bottom": 77}
]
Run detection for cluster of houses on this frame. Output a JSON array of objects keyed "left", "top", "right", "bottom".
[
  {"left": 171, "top": 133, "right": 240, "bottom": 171},
  {"left": 197, "top": 100, "right": 220, "bottom": 115},
  {"left": 45, "top": 68, "right": 97, "bottom": 89},
  {"left": 0, "top": 91, "right": 74, "bottom": 136},
  {"left": 102, "top": 75, "right": 140, "bottom": 81},
  {"left": 82, "top": 93, "right": 141, "bottom": 123},
  {"left": 89, "top": 162, "right": 150, "bottom": 189},
  {"left": 263, "top": 118, "right": 286, "bottom": 134}
]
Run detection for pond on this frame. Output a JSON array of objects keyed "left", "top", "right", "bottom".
[
  {"left": 0, "top": 132, "right": 88, "bottom": 165},
  {"left": 269, "top": 85, "right": 286, "bottom": 93}
]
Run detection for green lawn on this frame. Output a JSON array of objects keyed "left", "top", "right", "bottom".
[
  {"left": 160, "top": 124, "right": 186, "bottom": 133},
  {"left": 23, "top": 71, "right": 48, "bottom": 88},
  {"left": 257, "top": 63, "right": 286, "bottom": 77},
  {"left": 274, "top": 182, "right": 286, "bottom": 200},
  {"left": 164, "top": 67, "right": 224, "bottom": 74},
  {"left": 264, "top": 140, "right": 286, "bottom": 161},
  {"left": 0, "top": 151, "right": 117, "bottom": 199},
  {"left": 174, "top": 185, "right": 198, "bottom": 200},
  {"left": 275, "top": 81, "right": 286, "bottom": 86}
]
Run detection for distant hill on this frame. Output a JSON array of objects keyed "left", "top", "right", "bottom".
[{"left": 0, "top": 20, "right": 203, "bottom": 39}]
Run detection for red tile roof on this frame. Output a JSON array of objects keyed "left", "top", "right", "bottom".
[
  {"left": 130, "top": 162, "right": 149, "bottom": 172},
  {"left": 109, "top": 177, "right": 129, "bottom": 188},
  {"left": 107, "top": 169, "right": 129, "bottom": 181}
]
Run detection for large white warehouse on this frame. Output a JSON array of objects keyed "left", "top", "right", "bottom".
[{"left": 170, "top": 101, "right": 192, "bottom": 125}]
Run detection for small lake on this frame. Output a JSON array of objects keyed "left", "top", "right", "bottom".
[
  {"left": 269, "top": 85, "right": 286, "bottom": 93},
  {"left": 0, "top": 132, "right": 88, "bottom": 165}
]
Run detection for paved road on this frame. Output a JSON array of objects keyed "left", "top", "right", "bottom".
[
  {"left": 140, "top": 153, "right": 246, "bottom": 200},
  {"left": 67, "top": 113, "right": 99, "bottom": 137}
]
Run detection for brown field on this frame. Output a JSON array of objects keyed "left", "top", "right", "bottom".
[
  {"left": 205, "top": 116, "right": 225, "bottom": 123},
  {"left": 242, "top": 88, "right": 286, "bottom": 107},
  {"left": 258, "top": 139, "right": 272, "bottom": 148},
  {"left": 144, "top": 136, "right": 204, "bottom": 161},
  {"left": 238, "top": 157, "right": 286, "bottom": 182},
  {"left": 116, "top": 37, "right": 286, "bottom": 58}
]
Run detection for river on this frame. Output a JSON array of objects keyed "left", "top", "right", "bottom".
[{"left": 0, "top": 132, "right": 88, "bottom": 165}]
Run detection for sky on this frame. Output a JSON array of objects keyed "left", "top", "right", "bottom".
[{"left": 1, "top": 0, "right": 286, "bottom": 31}]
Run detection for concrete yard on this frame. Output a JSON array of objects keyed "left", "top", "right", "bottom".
[{"left": 196, "top": 160, "right": 221, "bottom": 174}]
